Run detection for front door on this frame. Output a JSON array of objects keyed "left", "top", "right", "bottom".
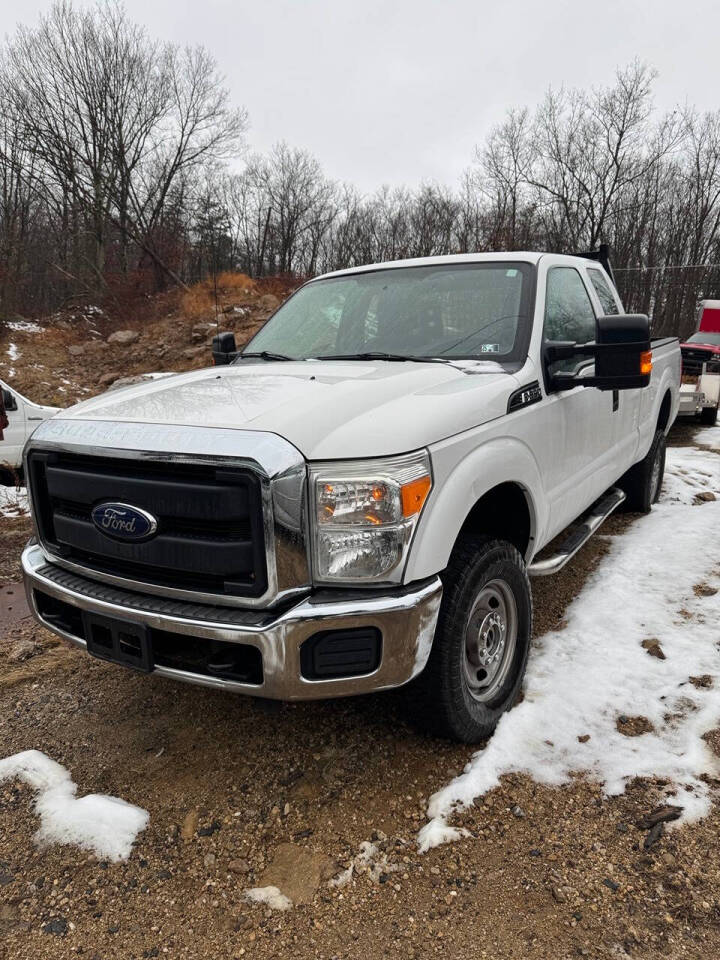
[
  {"left": 540, "top": 265, "right": 616, "bottom": 537},
  {"left": 585, "top": 265, "right": 642, "bottom": 473}
]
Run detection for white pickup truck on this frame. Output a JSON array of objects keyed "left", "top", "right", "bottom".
[
  {"left": 21, "top": 252, "right": 681, "bottom": 742},
  {"left": 0, "top": 379, "right": 59, "bottom": 481}
]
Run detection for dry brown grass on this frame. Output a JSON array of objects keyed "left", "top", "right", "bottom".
[{"left": 180, "top": 272, "right": 257, "bottom": 321}]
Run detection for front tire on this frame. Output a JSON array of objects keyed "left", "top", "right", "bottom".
[
  {"left": 619, "top": 429, "right": 666, "bottom": 513},
  {"left": 413, "top": 535, "right": 532, "bottom": 743}
]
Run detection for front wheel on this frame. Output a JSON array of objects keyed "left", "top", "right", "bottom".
[{"left": 412, "top": 535, "right": 532, "bottom": 743}]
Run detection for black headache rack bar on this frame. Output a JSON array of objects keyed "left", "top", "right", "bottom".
[{"left": 574, "top": 243, "right": 617, "bottom": 286}]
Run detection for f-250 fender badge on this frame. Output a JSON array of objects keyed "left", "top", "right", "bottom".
[
  {"left": 91, "top": 502, "right": 158, "bottom": 541},
  {"left": 507, "top": 380, "right": 543, "bottom": 413}
]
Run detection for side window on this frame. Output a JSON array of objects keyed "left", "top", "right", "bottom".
[
  {"left": 587, "top": 268, "right": 620, "bottom": 315},
  {"left": 544, "top": 267, "right": 597, "bottom": 375}
]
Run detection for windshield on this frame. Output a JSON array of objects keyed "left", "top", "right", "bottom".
[
  {"left": 241, "top": 262, "right": 534, "bottom": 362},
  {"left": 686, "top": 332, "right": 720, "bottom": 346}
]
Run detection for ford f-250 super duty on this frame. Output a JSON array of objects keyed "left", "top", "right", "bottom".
[{"left": 21, "top": 251, "right": 681, "bottom": 742}]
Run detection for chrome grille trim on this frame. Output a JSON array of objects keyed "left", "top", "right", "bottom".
[{"left": 24, "top": 419, "right": 311, "bottom": 609}]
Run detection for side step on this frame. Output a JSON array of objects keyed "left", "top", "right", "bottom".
[{"left": 528, "top": 487, "right": 626, "bottom": 577}]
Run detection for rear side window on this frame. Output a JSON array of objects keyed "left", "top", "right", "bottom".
[{"left": 587, "top": 268, "right": 619, "bottom": 315}]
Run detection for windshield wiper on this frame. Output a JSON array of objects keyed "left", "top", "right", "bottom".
[
  {"left": 235, "top": 350, "right": 296, "bottom": 362},
  {"left": 314, "top": 352, "right": 447, "bottom": 363}
]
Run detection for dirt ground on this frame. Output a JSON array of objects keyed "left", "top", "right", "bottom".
[{"left": 1, "top": 424, "right": 719, "bottom": 960}]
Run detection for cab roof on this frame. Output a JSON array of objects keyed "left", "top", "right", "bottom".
[{"left": 312, "top": 251, "right": 594, "bottom": 282}]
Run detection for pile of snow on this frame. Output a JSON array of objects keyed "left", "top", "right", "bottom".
[
  {"left": 0, "top": 485, "right": 29, "bottom": 519},
  {"left": 419, "top": 440, "right": 720, "bottom": 852},
  {"left": 0, "top": 750, "right": 149, "bottom": 861},
  {"left": 244, "top": 885, "right": 293, "bottom": 911}
]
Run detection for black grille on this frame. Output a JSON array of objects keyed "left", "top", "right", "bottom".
[
  {"left": 682, "top": 347, "right": 720, "bottom": 376},
  {"left": 27, "top": 451, "right": 267, "bottom": 599}
]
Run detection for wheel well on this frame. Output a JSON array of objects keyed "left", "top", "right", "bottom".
[
  {"left": 657, "top": 390, "right": 672, "bottom": 432},
  {"left": 458, "top": 482, "right": 532, "bottom": 557}
]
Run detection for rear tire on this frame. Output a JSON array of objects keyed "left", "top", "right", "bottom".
[
  {"left": 412, "top": 535, "right": 532, "bottom": 743},
  {"left": 619, "top": 429, "right": 666, "bottom": 513},
  {"left": 700, "top": 404, "right": 718, "bottom": 426}
]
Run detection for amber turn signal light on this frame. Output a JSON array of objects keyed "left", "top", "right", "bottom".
[
  {"left": 401, "top": 475, "right": 432, "bottom": 517},
  {"left": 640, "top": 350, "right": 653, "bottom": 376}
]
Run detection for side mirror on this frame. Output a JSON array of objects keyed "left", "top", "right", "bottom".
[
  {"left": 212, "top": 331, "right": 238, "bottom": 366},
  {"left": 594, "top": 314, "right": 652, "bottom": 389},
  {"left": 547, "top": 314, "right": 652, "bottom": 392},
  {"left": 2, "top": 388, "right": 18, "bottom": 411}
]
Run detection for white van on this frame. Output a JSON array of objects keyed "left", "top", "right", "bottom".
[{"left": 0, "top": 379, "right": 59, "bottom": 479}]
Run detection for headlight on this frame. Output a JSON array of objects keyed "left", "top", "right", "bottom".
[{"left": 309, "top": 451, "right": 432, "bottom": 583}]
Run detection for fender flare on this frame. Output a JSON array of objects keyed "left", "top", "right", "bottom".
[{"left": 404, "top": 436, "right": 547, "bottom": 582}]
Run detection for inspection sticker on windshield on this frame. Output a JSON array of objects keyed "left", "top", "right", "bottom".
[{"left": 505, "top": 269, "right": 518, "bottom": 277}]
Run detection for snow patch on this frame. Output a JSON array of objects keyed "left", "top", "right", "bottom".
[
  {"left": 0, "top": 485, "right": 28, "bottom": 518},
  {"left": 6, "top": 320, "right": 43, "bottom": 334},
  {"left": 244, "top": 885, "right": 293, "bottom": 911},
  {"left": 419, "top": 445, "right": 720, "bottom": 852},
  {"left": 444, "top": 359, "right": 506, "bottom": 374},
  {"left": 696, "top": 424, "right": 720, "bottom": 449},
  {"left": 0, "top": 750, "right": 149, "bottom": 862},
  {"left": 328, "top": 838, "right": 402, "bottom": 887},
  {"left": 6, "top": 342, "right": 18, "bottom": 362}
]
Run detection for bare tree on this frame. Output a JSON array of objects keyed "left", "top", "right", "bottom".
[{"left": 1, "top": 26, "right": 719, "bottom": 343}]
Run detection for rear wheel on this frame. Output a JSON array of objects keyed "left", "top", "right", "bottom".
[
  {"left": 412, "top": 535, "right": 531, "bottom": 743},
  {"left": 619, "top": 429, "right": 666, "bottom": 513},
  {"left": 700, "top": 403, "right": 718, "bottom": 426}
]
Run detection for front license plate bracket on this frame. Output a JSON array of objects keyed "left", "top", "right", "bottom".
[{"left": 82, "top": 611, "right": 153, "bottom": 673}]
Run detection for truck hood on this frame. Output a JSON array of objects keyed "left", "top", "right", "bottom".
[{"left": 55, "top": 360, "right": 521, "bottom": 459}]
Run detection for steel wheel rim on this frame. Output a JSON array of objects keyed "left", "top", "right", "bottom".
[
  {"left": 463, "top": 578, "right": 518, "bottom": 703},
  {"left": 650, "top": 445, "right": 662, "bottom": 502}
]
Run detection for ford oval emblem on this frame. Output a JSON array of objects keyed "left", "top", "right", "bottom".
[{"left": 91, "top": 502, "right": 158, "bottom": 541}]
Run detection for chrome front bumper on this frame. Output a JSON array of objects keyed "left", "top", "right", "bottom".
[{"left": 22, "top": 543, "right": 442, "bottom": 700}]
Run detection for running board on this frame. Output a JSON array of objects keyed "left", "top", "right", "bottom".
[{"left": 528, "top": 487, "right": 626, "bottom": 577}]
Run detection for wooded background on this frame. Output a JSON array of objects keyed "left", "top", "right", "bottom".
[{"left": 1, "top": 2, "right": 719, "bottom": 338}]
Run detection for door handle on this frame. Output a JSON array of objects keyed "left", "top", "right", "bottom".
[{"left": 612, "top": 389, "right": 619, "bottom": 413}]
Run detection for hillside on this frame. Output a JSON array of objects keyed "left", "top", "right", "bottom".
[{"left": 0, "top": 274, "right": 299, "bottom": 408}]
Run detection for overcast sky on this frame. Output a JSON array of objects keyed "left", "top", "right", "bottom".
[{"left": 3, "top": 0, "right": 719, "bottom": 192}]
